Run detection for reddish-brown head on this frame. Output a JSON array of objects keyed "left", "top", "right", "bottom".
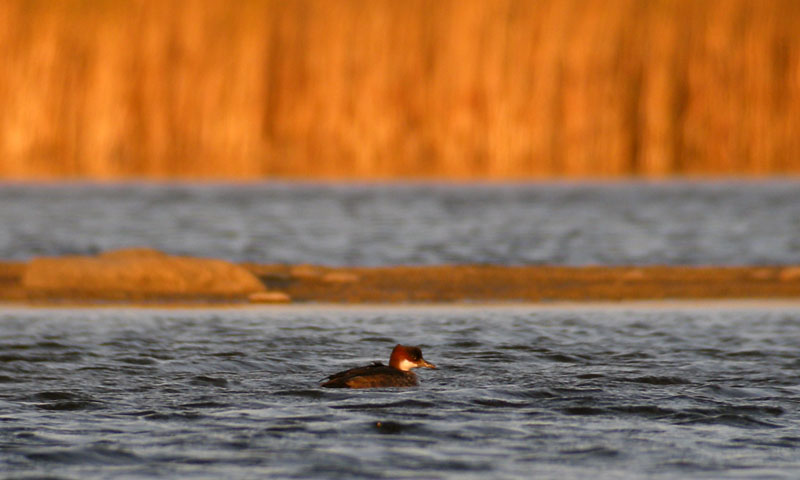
[{"left": 388, "top": 344, "right": 436, "bottom": 371}]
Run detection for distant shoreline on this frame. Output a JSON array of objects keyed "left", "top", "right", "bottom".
[
  {"left": 3, "top": 255, "right": 800, "bottom": 307},
  {"left": 5, "top": 299, "right": 800, "bottom": 312}
]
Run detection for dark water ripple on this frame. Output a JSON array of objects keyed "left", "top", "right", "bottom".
[
  {"left": 1, "top": 181, "right": 800, "bottom": 265},
  {"left": 1, "top": 305, "right": 800, "bottom": 479}
]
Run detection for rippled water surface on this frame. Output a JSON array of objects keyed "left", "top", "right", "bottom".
[
  {"left": 2, "top": 181, "right": 800, "bottom": 264},
  {"left": 2, "top": 305, "right": 799, "bottom": 479}
]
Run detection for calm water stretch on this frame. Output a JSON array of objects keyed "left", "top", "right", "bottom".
[
  {"left": 1, "top": 181, "right": 799, "bottom": 265},
  {"left": 1, "top": 305, "right": 800, "bottom": 479}
]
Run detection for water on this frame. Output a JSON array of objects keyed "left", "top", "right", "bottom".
[
  {"left": 2, "top": 182, "right": 800, "bottom": 478},
  {"left": 1, "top": 304, "right": 799, "bottom": 479},
  {"left": 1, "top": 181, "right": 800, "bottom": 265}
]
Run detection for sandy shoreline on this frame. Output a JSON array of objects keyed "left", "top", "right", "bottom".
[
  {"left": 6, "top": 299, "right": 800, "bottom": 312},
  {"left": 2, "top": 253, "right": 800, "bottom": 307}
]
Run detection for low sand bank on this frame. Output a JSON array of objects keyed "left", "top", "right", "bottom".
[
  {"left": 246, "top": 264, "right": 800, "bottom": 303},
  {"left": 1, "top": 249, "right": 800, "bottom": 306}
]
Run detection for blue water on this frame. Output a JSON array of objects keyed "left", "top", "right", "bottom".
[
  {"left": 1, "top": 305, "right": 799, "bottom": 479},
  {"left": 2, "top": 182, "right": 800, "bottom": 478},
  {"left": 1, "top": 181, "right": 799, "bottom": 265}
]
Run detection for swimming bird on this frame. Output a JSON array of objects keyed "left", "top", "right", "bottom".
[{"left": 321, "top": 344, "right": 436, "bottom": 388}]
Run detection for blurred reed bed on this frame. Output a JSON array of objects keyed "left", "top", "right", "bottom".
[{"left": 0, "top": 0, "right": 798, "bottom": 179}]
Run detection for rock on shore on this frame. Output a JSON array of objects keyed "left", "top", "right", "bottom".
[{"left": 22, "top": 248, "right": 266, "bottom": 299}]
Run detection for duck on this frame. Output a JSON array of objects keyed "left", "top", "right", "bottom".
[{"left": 321, "top": 344, "right": 436, "bottom": 388}]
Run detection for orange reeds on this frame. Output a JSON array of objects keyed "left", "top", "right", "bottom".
[{"left": 0, "top": 0, "right": 798, "bottom": 179}]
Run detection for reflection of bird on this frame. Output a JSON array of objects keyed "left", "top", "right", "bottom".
[{"left": 321, "top": 344, "right": 437, "bottom": 388}]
